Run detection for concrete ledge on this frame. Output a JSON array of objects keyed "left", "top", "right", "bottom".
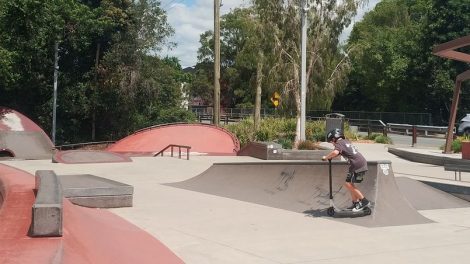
[
  {"left": 67, "top": 195, "right": 133, "bottom": 208},
  {"left": 59, "top": 174, "right": 133, "bottom": 208},
  {"left": 421, "top": 180, "right": 470, "bottom": 202},
  {"left": 30, "top": 170, "right": 63, "bottom": 237},
  {"left": 388, "top": 147, "right": 470, "bottom": 166},
  {"left": 388, "top": 147, "right": 447, "bottom": 165}
]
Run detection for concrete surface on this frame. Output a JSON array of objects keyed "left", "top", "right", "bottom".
[{"left": 2, "top": 143, "right": 470, "bottom": 263}]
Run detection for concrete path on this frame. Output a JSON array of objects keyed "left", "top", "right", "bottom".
[{"left": 2, "top": 144, "right": 470, "bottom": 263}]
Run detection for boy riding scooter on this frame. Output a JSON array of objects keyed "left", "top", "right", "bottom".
[{"left": 322, "top": 128, "right": 370, "bottom": 212}]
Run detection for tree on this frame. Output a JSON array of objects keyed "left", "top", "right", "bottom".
[
  {"left": 338, "top": 0, "right": 470, "bottom": 125},
  {"left": 252, "top": 0, "right": 364, "bottom": 146},
  {"left": 0, "top": 0, "right": 190, "bottom": 143}
]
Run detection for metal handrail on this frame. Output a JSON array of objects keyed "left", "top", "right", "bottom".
[{"left": 154, "top": 144, "right": 191, "bottom": 160}]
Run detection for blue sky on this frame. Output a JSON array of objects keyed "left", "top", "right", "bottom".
[{"left": 159, "top": 0, "right": 380, "bottom": 68}]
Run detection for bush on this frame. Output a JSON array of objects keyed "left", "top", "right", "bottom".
[
  {"left": 374, "top": 135, "right": 392, "bottom": 144},
  {"left": 448, "top": 136, "right": 470, "bottom": 153},
  {"left": 451, "top": 139, "right": 462, "bottom": 153},
  {"left": 277, "top": 137, "right": 293, "bottom": 149},
  {"left": 366, "top": 133, "right": 381, "bottom": 140},
  {"left": 306, "top": 121, "right": 326, "bottom": 142},
  {"left": 297, "top": 140, "right": 320, "bottom": 150},
  {"left": 224, "top": 117, "right": 370, "bottom": 149}
]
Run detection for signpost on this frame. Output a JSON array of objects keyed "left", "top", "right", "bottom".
[{"left": 271, "top": 92, "right": 280, "bottom": 108}]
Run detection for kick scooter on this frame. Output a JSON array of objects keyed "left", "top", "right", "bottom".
[{"left": 326, "top": 159, "right": 371, "bottom": 217}]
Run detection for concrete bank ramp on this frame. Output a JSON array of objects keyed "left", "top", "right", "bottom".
[
  {"left": 0, "top": 107, "right": 54, "bottom": 159},
  {"left": 167, "top": 161, "right": 432, "bottom": 227}
]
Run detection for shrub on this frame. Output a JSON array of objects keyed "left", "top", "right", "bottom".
[
  {"left": 451, "top": 139, "right": 462, "bottom": 153},
  {"left": 297, "top": 140, "right": 320, "bottom": 150},
  {"left": 374, "top": 135, "right": 392, "bottom": 144},
  {"left": 224, "top": 117, "right": 367, "bottom": 149},
  {"left": 277, "top": 137, "right": 293, "bottom": 149},
  {"left": 366, "top": 133, "right": 381, "bottom": 140}
]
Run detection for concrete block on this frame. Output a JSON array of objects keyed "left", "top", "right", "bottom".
[
  {"left": 30, "top": 170, "right": 62, "bottom": 237},
  {"left": 59, "top": 174, "right": 133, "bottom": 208}
]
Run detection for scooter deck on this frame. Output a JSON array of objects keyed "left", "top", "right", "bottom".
[{"left": 327, "top": 206, "right": 372, "bottom": 218}]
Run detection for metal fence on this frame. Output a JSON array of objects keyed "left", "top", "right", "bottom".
[{"left": 190, "top": 107, "right": 433, "bottom": 126}]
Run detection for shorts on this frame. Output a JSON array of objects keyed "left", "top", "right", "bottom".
[{"left": 346, "top": 171, "right": 366, "bottom": 183}]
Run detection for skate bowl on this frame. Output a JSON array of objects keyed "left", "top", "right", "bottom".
[
  {"left": 107, "top": 123, "right": 240, "bottom": 156},
  {"left": 167, "top": 161, "right": 434, "bottom": 227},
  {"left": 0, "top": 107, "right": 54, "bottom": 159},
  {"left": 0, "top": 164, "right": 183, "bottom": 263}
]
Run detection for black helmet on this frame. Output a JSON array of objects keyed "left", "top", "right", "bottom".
[{"left": 326, "top": 128, "right": 344, "bottom": 142}]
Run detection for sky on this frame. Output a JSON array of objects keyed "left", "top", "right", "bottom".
[{"left": 159, "top": 0, "right": 380, "bottom": 68}]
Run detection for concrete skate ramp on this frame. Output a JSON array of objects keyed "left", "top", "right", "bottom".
[
  {"left": 53, "top": 150, "right": 132, "bottom": 164},
  {"left": 167, "top": 161, "right": 433, "bottom": 227},
  {"left": 107, "top": 123, "right": 240, "bottom": 156},
  {"left": 0, "top": 107, "right": 54, "bottom": 159}
]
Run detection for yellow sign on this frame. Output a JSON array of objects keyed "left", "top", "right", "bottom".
[{"left": 271, "top": 92, "right": 280, "bottom": 107}]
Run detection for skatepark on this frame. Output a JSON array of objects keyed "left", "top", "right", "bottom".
[{"left": 2, "top": 109, "right": 470, "bottom": 263}]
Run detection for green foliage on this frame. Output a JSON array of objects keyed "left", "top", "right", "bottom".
[
  {"left": 366, "top": 133, "right": 381, "bottom": 141},
  {"left": 306, "top": 121, "right": 326, "bottom": 142},
  {"left": 225, "top": 118, "right": 255, "bottom": 147},
  {"left": 0, "top": 0, "right": 191, "bottom": 143},
  {"left": 449, "top": 136, "right": 470, "bottom": 153},
  {"left": 226, "top": 118, "right": 367, "bottom": 148},
  {"left": 297, "top": 140, "right": 321, "bottom": 150},
  {"left": 451, "top": 139, "right": 462, "bottom": 153},
  {"left": 336, "top": 0, "right": 470, "bottom": 124},
  {"left": 374, "top": 135, "right": 393, "bottom": 144},
  {"left": 364, "top": 132, "right": 392, "bottom": 144}
]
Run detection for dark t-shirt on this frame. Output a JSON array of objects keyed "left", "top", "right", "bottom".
[{"left": 334, "top": 139, "right": 368, "bottom": 173}]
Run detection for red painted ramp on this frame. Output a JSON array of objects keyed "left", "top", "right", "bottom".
[
  {"left": 0, "top": 164, "right": 183, "bottom": 264},
  {"left": 53, "top": 150, "right": 132, "bottom": 164},
  {"left": 107, "top": 123, "right": 240, "bottom": 156},
  {"left": 0, "top": 107, "right": 54, "bottom": 159}
]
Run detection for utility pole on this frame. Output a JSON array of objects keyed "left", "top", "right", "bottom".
[
  {"left": 300, "top": 0, "right": 308, "bottom": 141},
  {"left": 52, "top": 42, "right": 59, "bottom": 145},
  {"left": 213, "top": 0, "right": 221, "bottom": 126}
]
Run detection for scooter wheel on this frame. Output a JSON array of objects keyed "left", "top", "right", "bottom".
[
  {"left": 363, "top": 207, "right": 372, "bottom": 215},
  {"left": 327, "top": 207, "right": 335, "bottom": 216}
]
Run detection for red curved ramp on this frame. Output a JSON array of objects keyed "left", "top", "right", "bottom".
[
  {"left": 0, "top": 164, "right": 183, "bottom": 263},
  {"left": 167, "top": 161, "right": 433, "bottom": 227},
  {"left": 0, "top": 107, "right": 54, "bottom": 159},
  {"left": 53, "top": 150, "right": 132, "bottom": 164},
  {"left": 107, "top": 123, "right": 240, "bottom": 156}
]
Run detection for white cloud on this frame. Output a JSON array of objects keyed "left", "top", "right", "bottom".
[
  {"left": 159, "top": 0, "right": 249, "bottom": 68},
  {"left": 159, "top": 0, "right": 379, "bottom": 67}
]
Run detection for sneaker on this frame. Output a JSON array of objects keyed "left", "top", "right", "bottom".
[
  {"left": 352, "top": 201, "right": 365, "bottom": 212},
  {"left": 346, "top": 201, "right": 358, "bottom": 210},
  {"left": 361, "top": 198, "right": 370, "bottom": 207}
]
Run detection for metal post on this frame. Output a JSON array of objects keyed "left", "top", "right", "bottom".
[
  {"left": 300, "top": 0, "right": 308, "bottom": 141},
  {"left": 213, "top": 0, "right": 221, "bottom": 126},
  {"left": 412, "top": 126, "right": 417, "bottom": 147},
  {"left": 444, "top": 80, "right": 461, "bottom": 153},
  {"left": 52, "top": 42, "right": 59, "bottom": 145}
]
